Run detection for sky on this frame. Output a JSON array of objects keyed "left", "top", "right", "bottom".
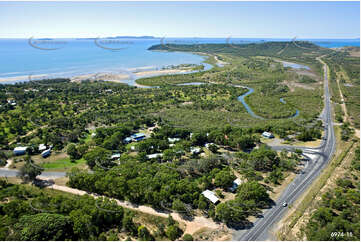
[{"left": 0, "top": 1, "right": 359, "bottom": 39}]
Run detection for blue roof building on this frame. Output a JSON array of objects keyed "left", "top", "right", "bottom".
[
  {"left": 41, "top": 149, "right": 51, "bottom": 158},
  {"left": 130, "top": 133, "right": 146, "bottom": 142}
]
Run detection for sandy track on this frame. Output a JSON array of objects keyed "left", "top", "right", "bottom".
[{"left": 49, "top": 184, "right": 222, "bottom": 235}]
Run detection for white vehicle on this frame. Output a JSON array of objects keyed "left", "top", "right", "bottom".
[{"left": 282, "top": 202, "right": 288, "bottom": 207}]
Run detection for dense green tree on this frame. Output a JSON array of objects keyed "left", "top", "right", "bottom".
[
  {"left": 215, "top": 201, "right": 243, "bottom": 224},
  {"left": 214, "top": 168, "right": 236, "bottom": 189},
  {"left": 248, "top": 146, "right": 279, "bottom": 171},
  {"left": 83, "top": 147, "right": 112, "bottom": 169},
  {"left": 122, "top": 211, "right": 137, "bottom": 235},
  {"left": 137, "top": 225, "right": 154, "bottom": 241},
  {"left": 166, "top": 225, "right": 183, "bottom": 241},
  {"left": 12, "top": 213, "right": 74, "bottom": 241},
  {"left": 67, "top": 143, "right": 80, "bottom": 161},
  {"left": 207, "top": 143, "right": 218, "bottom": 153},
  {"left": 236, "top": 181, "right": 270, "bottom": 205},
  {"left": 183, "top": 234, "right": 194, "bottom": 241}
]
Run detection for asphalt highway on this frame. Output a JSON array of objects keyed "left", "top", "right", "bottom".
[{"left": 234, "top": 60, "right": 336, "bottom": 241}]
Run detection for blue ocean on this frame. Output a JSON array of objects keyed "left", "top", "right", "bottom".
[{"left": 0, "top": 37, "right": 359, "bottom": 83}]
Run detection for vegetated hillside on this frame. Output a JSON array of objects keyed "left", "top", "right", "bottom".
[
  {"left": 148, "top": 41, "right": 332, "bottom": 75},
  {"left": 148, "top": 41, "right": 324, "bottom": 57}
]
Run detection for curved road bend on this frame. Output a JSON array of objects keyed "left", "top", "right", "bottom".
[{"left": 234, "top": 60, "right": 336, "bottom": 241}]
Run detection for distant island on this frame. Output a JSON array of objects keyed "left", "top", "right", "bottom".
[{"left": 76, "top": 36, "right": 157, "bottom": 40}]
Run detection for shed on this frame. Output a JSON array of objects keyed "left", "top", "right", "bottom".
[
  {"left": 13, "top": 147, "right": 27, "bottom": 156},
  {"left": 38, "top": 144, "right": 47, "bottom": 152},
  {"left": 205, "top": 143, "right": 215, "bottom": 148},
  {"left": 41, "top": 149, "right": 51, "bottom": 158},
  {"left": 190, "top": 147, "right": 201, "bottom": 155},
  {"left": 168, "top": 138, "right": 180, "bottom": 143},
  {"left": 123, "top": 137, "right": 132, "bottom": 144},
  {"left": 111, "top": 153, "right": 121, "bottom": 160},
  {"left": 262, "top": 131, "right": 274, "bottom": 139},
  {"left": 201, "top": 190, "right": 219, "bottom": 204},
  {"left": 130, "top": 133, "right": 146, "bottom": 142},
  {"left": 230, "top": 178, "right": 243, "bottom": 192},
  {"left": 146, "top": 153, "right": 163, "bottom": 159}
]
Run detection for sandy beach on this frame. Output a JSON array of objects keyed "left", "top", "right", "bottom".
[{"left": 0, "top": 65, "right": 203, "bottom": 86}]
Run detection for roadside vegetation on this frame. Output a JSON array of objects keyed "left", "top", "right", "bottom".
[
  {"left": 303, "top": 145, "right": 359, "bottom": 240},
  {"left": 0, "top": 180, "right": 179, "bottom": 241},
  {"left": 322, "top": 48, "right": 360, "bottom": 128}
]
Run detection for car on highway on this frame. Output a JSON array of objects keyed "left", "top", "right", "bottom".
[{"left": 282, "top": 202, "right": 288, "bottom": 207}]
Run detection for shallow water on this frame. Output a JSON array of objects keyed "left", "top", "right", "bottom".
[{"left": 281, "top": 61, "right": 310, "bottom": 70}]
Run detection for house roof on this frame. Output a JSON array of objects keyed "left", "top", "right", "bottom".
[
  {"left": 233, "top": 178, "right": 242, "bottom": 186},
  {"left": 131, "top": 133, "right": 146, "bottom": 139},
  {"left": 14, "top": 146, "right": 27, "bottom": 151},
  {"left": 168, "top": 137, "right": 180, "bottom": 143},
  {"left": 262, "top": 131, "right": 273, "bottom": 137},
  {"left": 190, "top": 147, "right": 201, "bottom": 154},
  {"left": 205, "top": 143, "right": 215, "bottom": 148},
  {"left": 111, "top": 153, "right": 121, "bottom": 159},
  {"left": 201, "top": 190, "right": 219, "bottom": 204},
  {"left": 41, "top": 149, "right": 51, "bottom": 155},
  {"left": 146, "top": 153, "right": 163, "bottom": 159}
]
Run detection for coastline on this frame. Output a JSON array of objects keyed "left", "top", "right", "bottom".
[
  {"left": 0, "top": 54, "right": 223, "bottom": 86},
  {"left": 0, "top": 67, "right": 198, "bottom": 85}
]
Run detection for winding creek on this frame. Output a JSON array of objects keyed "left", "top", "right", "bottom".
[
  {"left": 114, "top": 59, "right": 306, "bottom": 120},
  {"left": 234, "top": 86, "right": 299, "bottom": 120},
  {"left": 133, "top": 81, "right": 300, "bottom": 120}
]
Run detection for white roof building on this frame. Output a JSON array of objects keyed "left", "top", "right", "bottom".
[
  {"left": 111, "top": 153, "right": 121, "bottom": 159},
  {"left": 229, "top": 178, "right": 243, "bottom": 192},
  {"left": 233, "top": 178, "right": 243, "bottom": 186},
  {"left": 205, "top": 143, "right": 215, "bottom": 148},
  {"left": 168, "top": 138, "right": 180, "bottom": 143},
  {"left": 146, "top": 153, "right": 163, "bottom": 159},
  {"left": 38, "top": 144, "right": 47, "bottom": 151},
  {"left": 201, "top": 190, "right": 219, "bottom": 204},
  {"left": 262, "top": 131, "right": 274, "bottom": 138},
  {"left": 14, "top": 146, "right": 27, "bottom": 152},
  {"left": 190, "top": 147, "right": 201, "bottom": 154},
  {"left": 41, "top": 148, "right": 51, "bottom": 158}
]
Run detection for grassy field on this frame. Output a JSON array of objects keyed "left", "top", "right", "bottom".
[
  {"left": 40, "top": 157, "right": 86, "bottom": 170},
  {"left": 31, "top": 152, "right": 87, "bottom": 171}
]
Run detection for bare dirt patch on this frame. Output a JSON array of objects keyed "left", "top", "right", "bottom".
[{"left": 282, "top": 80, "right": 316, "bottom": 92}]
